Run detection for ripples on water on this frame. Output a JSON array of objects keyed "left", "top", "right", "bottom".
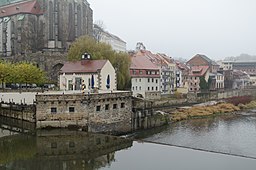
[{"left": 145, "top": 113, "right": 256, "bottom": 158}]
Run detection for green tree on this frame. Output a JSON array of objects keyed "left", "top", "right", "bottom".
[
  {"left": 199, "top": 76, "right": 209, "bottom": 91},
  {"left": 0, "top": 61, "right": 12, "bottom": 88},
  {"left": 12, "top": 62, "right": 47, "bottom": 87},
  {"left": 68, "top": 36, "right": 131, "bottom": 90}
]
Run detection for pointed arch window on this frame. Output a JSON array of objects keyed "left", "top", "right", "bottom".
[{"left": 49, "top": 1, "right": 54, "bottom": 40}]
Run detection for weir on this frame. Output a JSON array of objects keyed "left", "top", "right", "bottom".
[{"left": 142, "top": 140, "right": 256, "bottom": 160}]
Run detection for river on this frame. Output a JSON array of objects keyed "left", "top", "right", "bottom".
[
  {"left": 1, "top": 111, "right": 256, "bottom": 170},
  {"left": 144, "top": 111, "right": 256, "bottom": 158}
]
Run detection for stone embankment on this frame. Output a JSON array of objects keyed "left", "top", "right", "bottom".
[{"left": 170, "top": 100, "right": 256, "bottom": 122}]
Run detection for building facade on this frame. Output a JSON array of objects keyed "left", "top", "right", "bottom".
[
  {"left": 36, "top": 92, "right": 132, "bottom": 134},
  {"left": 176, "top": 61, "right": 189, "bottom": 93},
  {"left": 187, "top": 54, "right": 220, "bottom": 73},
  {"left": 59, "top": 57, "right": 117, "bottom": 92},
  {"left": 0, "top": 0, "right": 93, "bottom": 56},
  {"left": 188, "top": 66, "right": 210, "bottom": 93},
  {"left": 130, "top": 50, "right": 161, "bottom": 99},
  {"left": 94, "top": 24, "right": 126, "bottom": 52}
]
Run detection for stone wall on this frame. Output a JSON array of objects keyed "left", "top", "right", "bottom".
[
  {"left": 188, "top": 89, "right": 256, "bottom": 103},
  {"left": 0, "top": 102, "right": 36, "bottom": 122},
  {"left": 9, "top": 52, "right": 67, "bottom": 83},
  {"left": 36, "top": 92, "right": 133, "bottom": 134}
]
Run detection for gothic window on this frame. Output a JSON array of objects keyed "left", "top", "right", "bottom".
[
  {"left": 49, "top": 1, "right": 54, "bottom": 40},
  {"left": 68, "top": 3, "right": 75, "bottom": 41},
  {"left": 77, "top": 5, "right": 82, "bottom": 36},
  {"left": 57, "top": 2, "right": 62, "bottom": 41},
  {"left": 83, "top": 5, "right": 87, "bottom": 34}
]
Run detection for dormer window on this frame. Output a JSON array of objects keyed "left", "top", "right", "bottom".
[{"left": 81, "top": 53, "right": 91, "bottom": 60}]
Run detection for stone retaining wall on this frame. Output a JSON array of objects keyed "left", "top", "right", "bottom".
[{"left": 36, "top": 92, "right": 133, "bottom": 134}]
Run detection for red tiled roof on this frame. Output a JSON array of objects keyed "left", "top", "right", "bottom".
[
  {"left": 60, "top": 60, "right": 108, "bottom": 74},
  {"left": 0, "top": 0, "right": 43, "bottom": 18},
  {"left": 189, "top": 66, "right": 209, "bottom": 76},
  {"left": 130, "top": 53, "right": 159, "bottom": 70}
]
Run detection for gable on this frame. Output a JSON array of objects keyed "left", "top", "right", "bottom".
[{"left": 187, "top": 55, "right": 209, "bottom": 66}]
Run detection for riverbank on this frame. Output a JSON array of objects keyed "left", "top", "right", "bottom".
[{"left": 171, "top": 100, "right": 256, "bottom": 122}]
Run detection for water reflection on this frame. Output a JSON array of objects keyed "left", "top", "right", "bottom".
[
  {"left": 145, "top": 113, "right": 256, "bottom": 158},
  {"left": 0, "top": 129, "right": 132, "bottom": 170}
]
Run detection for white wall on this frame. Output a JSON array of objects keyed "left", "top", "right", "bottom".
[
  {"left": 132, "top": 77, "right": 161, "bottom": 98},
  {"left": 59, "top": 61, "right": 117, "bottom": 91},
  {"left": 59, "top": 73, "right": 99, "bottom": 91},
  {"left": 100, "top": 60, "right": 117, "bottom": 91}
]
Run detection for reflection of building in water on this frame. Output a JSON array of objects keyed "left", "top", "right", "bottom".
[{"left": 0, "top": 130, "right": 132, "bottom": 170}]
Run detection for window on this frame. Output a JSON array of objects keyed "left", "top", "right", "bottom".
[
  {"left": 113, "top": 104, "right": 117, "bottom": 109},
  {"left": 156, "top": 79, "right": 158, "bottom": 83},
  {"left": 68, "top": 3, "right": 75, "bottom": 41},
  {"left": 69, "top": 141, "right": 75, "bottom": 148},
  {"left": 51, "top": 142, "right": 57, "bottom": 149},
  {"left": 152, "top": 78, "right": 154, "bottom": 82},
  {"left": 133, "top": 70, "right": 136, "bottom": 75},
  {"left": 105, "top": 136, "right": 110, "bottom": 143},
  {"left": 96, "top": 138, "right": 101, "bottom": 145},
  {"left": 136, "top": 86, "right": 138, "bottom": 90},
  {"left": 135, "top": 78, "right": 137, "bottom": 82},
  {"left": 156, "top": 87, "right": 158, "bottom": 91},
  {"left": 48, "top": 1, "right": 54, "bottom": 40},
  {"left": 148, "top": 78, "right": 150, "bottom": 82},
  {"left": 121, "top": 103, "right": 125, "bottom": 108},
  {"left": 51, "top": 107, "right": 57, "bottom": 114},
  {"left": 139, "top": 86, "right": 141, "bottom": 90},
  {"left": 148, "top": 87, "right": 150, "bottom": 91},
  {"left": 139, "top": 70, "right": 143, "bottom": 74},
  {"left": 132, "top": 86, "right": 134, "bottom": 90},
  {"left": 105, "top": 104, "right": 109, "bottom": 111},
  {"left": 152, "top": 87, "right": 154, "bottom": 91},
  {"left": 96, "top": 106, "right": 101, "bottom": 111},
  {"left": 69, "top": 107, "right": 75, "bottom": 113},
  {"left": 139, "top": 79, "right": 141, "bottom": 82}
]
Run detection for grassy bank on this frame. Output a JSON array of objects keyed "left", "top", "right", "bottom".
[{"left": 171, "top": 102, "right": 245, "bottom": 122}]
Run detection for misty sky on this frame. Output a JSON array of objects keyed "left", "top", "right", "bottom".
[{"left": 89, "top": 0, "right": 256, "bottom": 60}]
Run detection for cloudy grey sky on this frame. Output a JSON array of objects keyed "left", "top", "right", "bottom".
[{"left": 89, "top": 0, "right": 256, "bottom": 60}]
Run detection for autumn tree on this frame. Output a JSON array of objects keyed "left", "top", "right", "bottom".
[{"left": 68, "top": 36, "right": 131, "bottom": 90}]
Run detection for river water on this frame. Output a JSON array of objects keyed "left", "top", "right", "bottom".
[
  {"left": 1, "top": 111, "right": 256, "bottom": 170},
  {"left": 144, "top": 111, "right": 256, "bottom": 158}
]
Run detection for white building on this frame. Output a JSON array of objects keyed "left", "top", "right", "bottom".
[
  {"left": 130, "top": 51, "right": 161, "bottom": 99},
  {"left": 59, "top": 55, "right": 116, "bottom": 92},
  {"left": 216, "top": 73, "right": 224, "bottom": 89},
  {"left": 94, "top": 24, "right": 126, "bottom": 52}
]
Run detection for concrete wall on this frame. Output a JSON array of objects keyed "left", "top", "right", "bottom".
[{"left": 36, "top": 92, "right": 132, "bottom": 134}]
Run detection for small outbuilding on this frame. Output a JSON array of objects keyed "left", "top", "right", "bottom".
[{"left": 59, "top": 54, "right": 117, "bottom": 92}]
